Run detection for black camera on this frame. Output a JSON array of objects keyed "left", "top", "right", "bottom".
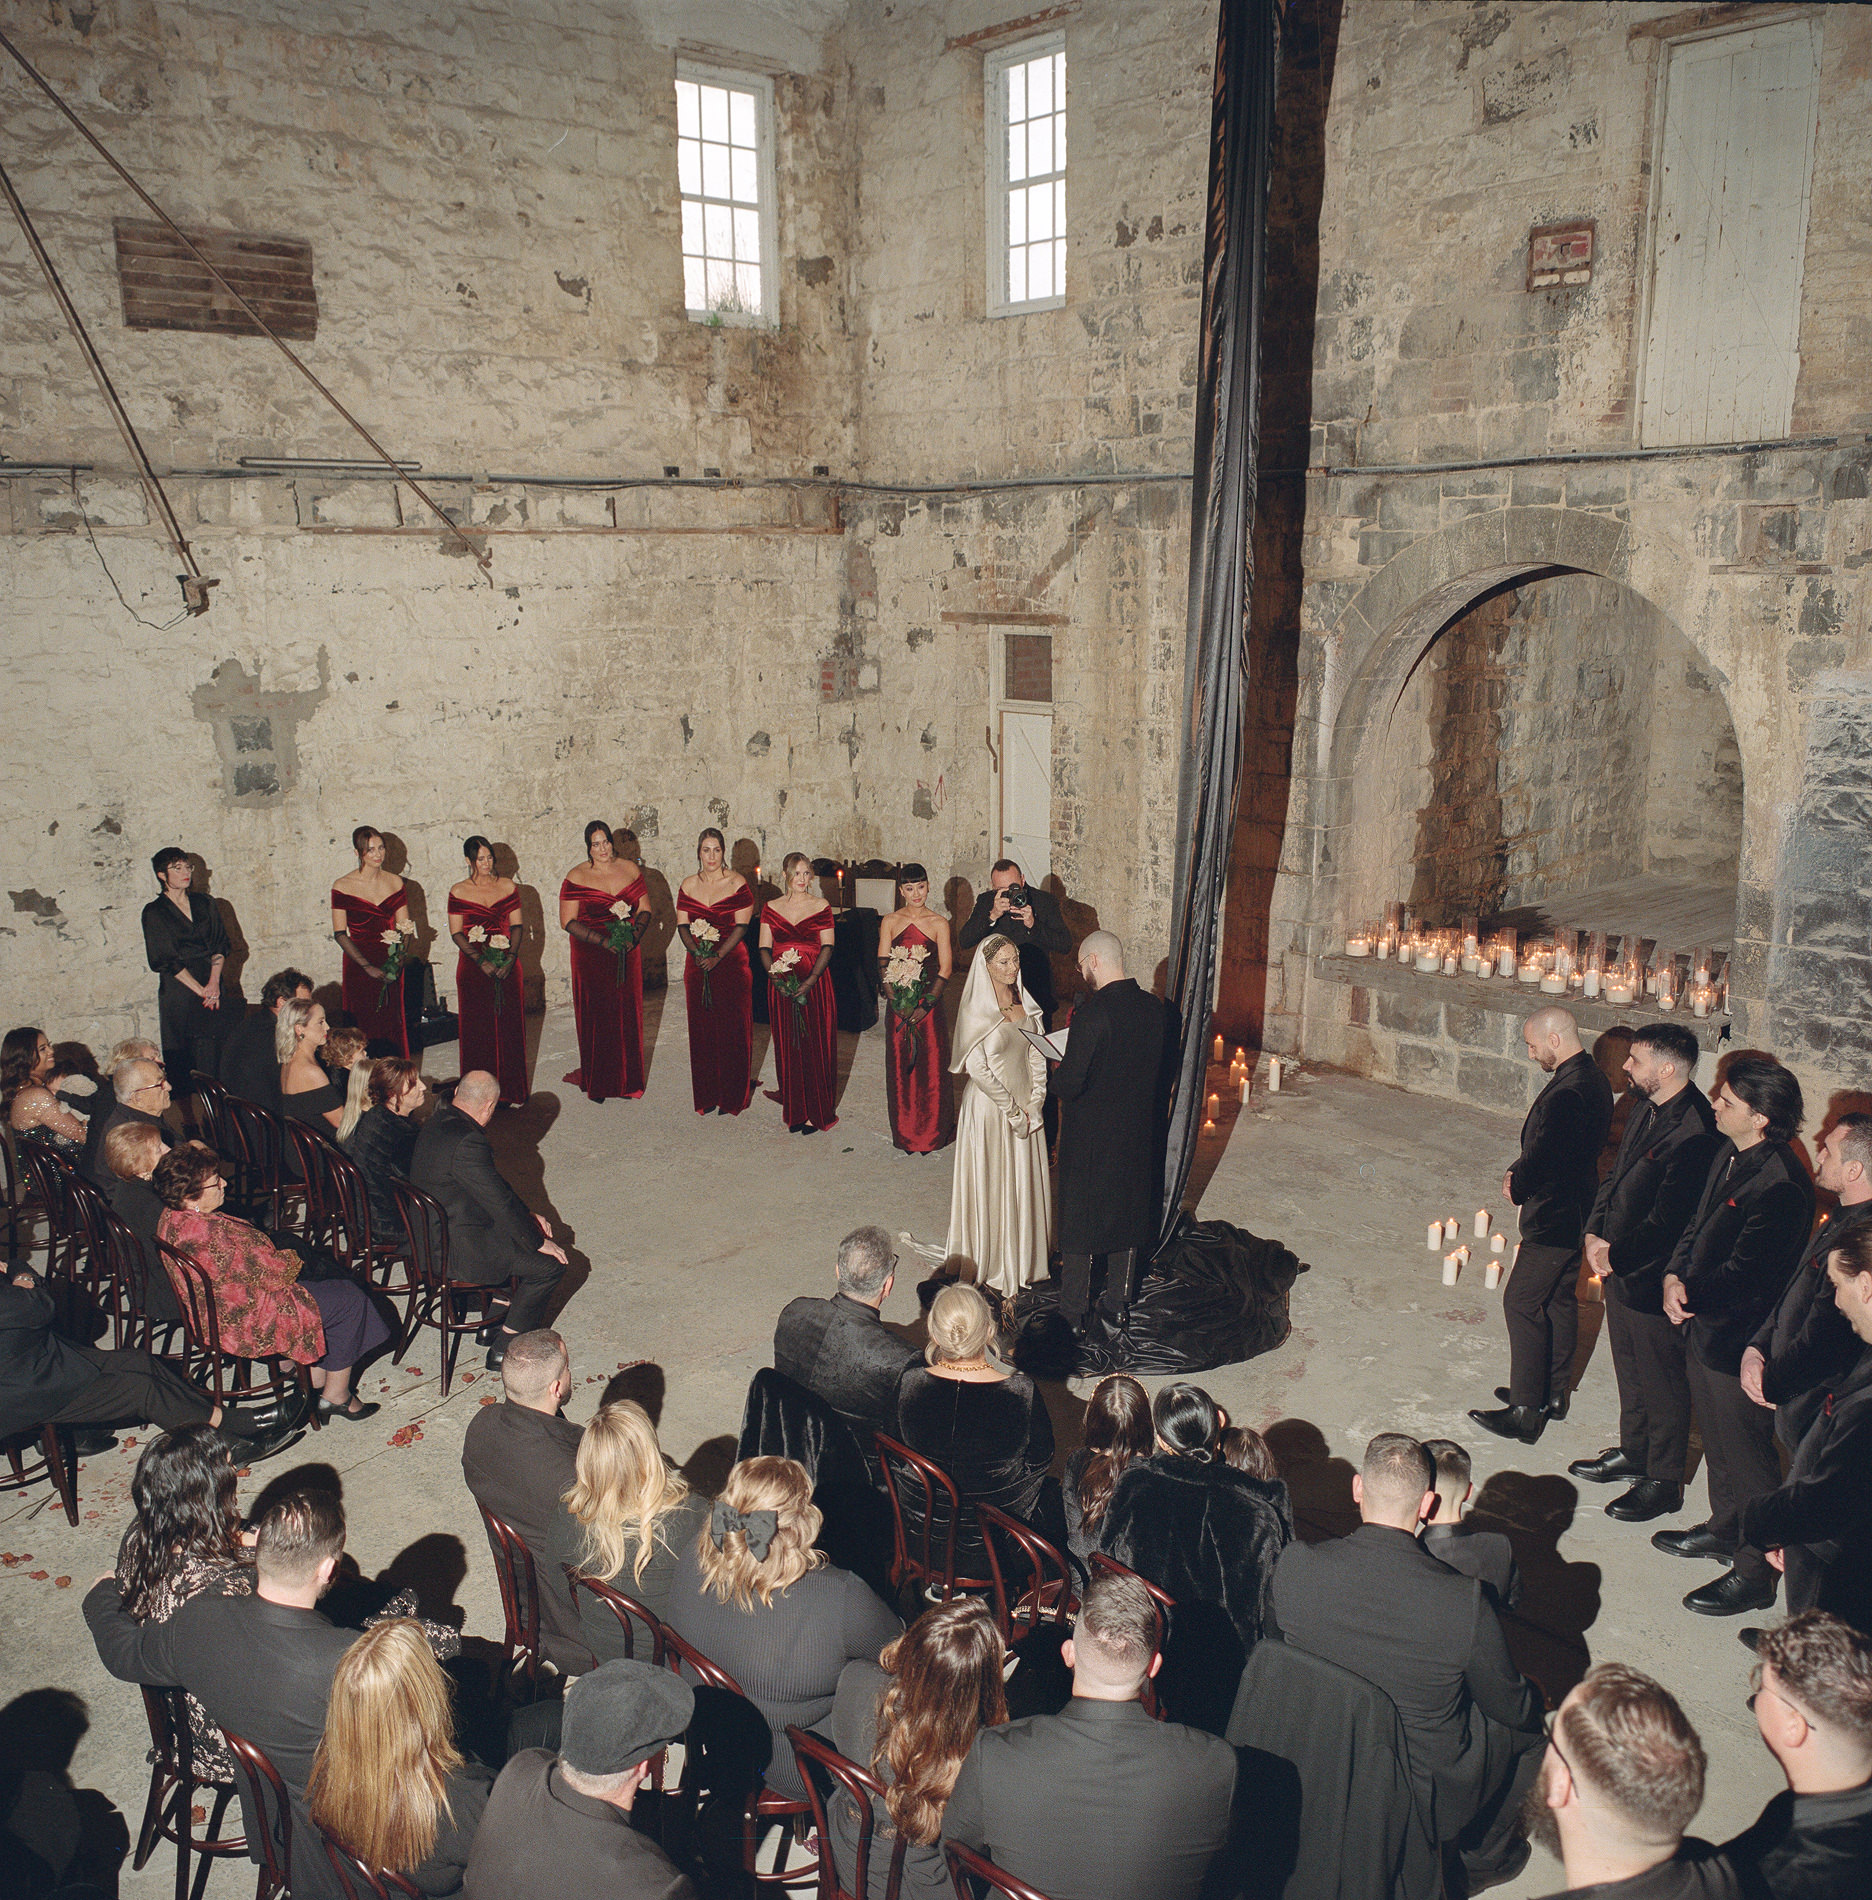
[{"left": 1000, "top": 884, "right": 1030, "bottom": 909}]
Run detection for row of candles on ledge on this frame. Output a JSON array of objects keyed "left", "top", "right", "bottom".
[
  {"left": 1430, "top": 1209, "right": 1520, "bottom": 1289},
  {"left": 1343, "top": 910, "right": 1732, "bottom": 1018}
]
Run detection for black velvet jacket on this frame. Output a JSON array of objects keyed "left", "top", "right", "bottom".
[
  {"left": 1588, "top": 1083, "right": 1720, "bottom": 1311},
  {"left": 1509, "top": 1050, "right": 1614, "bottom": 1249}
]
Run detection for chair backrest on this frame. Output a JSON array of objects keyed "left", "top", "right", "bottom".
[
  {"left": 564, "top": 1568, "right": 664, "bottom": 1664},
  {"left": 392, "top": 1178, "right": 450, "bottom": 1287},
  {"left": 976, "top": 1502, "right": 1077, "bottom": 1642},
  {"left": 156, "top": 1239, "right": 225, "bottom": 1366},
  {"left": 83, "top": 1198, "right": 146, "bottom": 1350},
  {"left": 1085, "top": 1553, "right": 1172, "bottom": 1720},
  {"left": 320, "top": 1141, "right": 380, "bottom": 1265},
  {"left": 319, "top": 1824, "right": 423, "bottom": 1900},
  {"left": 281, "top": 1119, "right": 337, "bottom": 1245},
  {"left": 476, "top": 1503, "right": 541, "bottom": 1690},
  {"left": 658, "top": 1619, "right": 748, "bottom": 1696},
  {"left": 190, "top": 1071, "right": 232, "bottom": 1151},
  {"left": 788, "top": 1725, "right": 904, "bottom": 1900},
  {"left": 945, "top": 1840, "right": 1056, "bottom": 1900},
  {"left": 875, "top": 1430, "right": 967, "bottom": 1599},
  {"left": 222, "top": 1728, "right": 293, "bottom": 1900}
]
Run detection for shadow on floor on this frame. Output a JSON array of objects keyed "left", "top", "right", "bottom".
[
  {"left": 1472, "top": 1469, "right": 1601, "bottom": 1705},
  {"left": 0, "top": 1687, "right": 130, "bottom": 1899}
]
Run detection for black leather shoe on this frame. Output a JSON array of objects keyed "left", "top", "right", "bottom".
[
  {"left": 1606, "top": 1480, "right": 1684, "bottom": 1522},
  {"left": 1739, "top": 1627, "right": 1765, "bottom": 1654},
  {"left": 485, "top": 1333, "right": 512, "bottom": 1371},
  {"left": 239, "top": 1419, "right": 307, "bottom": 1464},
  {"left": 1468, "top": 1404, "right": 1545, "bottom": 1445},
  {"left": 1652, "top": 1525, "right": 1736, "bottom": 1561},
  {"left": 1685, "top": 1568, "right": 1777, "bottom": 1616},
  {"left": 1494, "top": 1385, "right": 1569, "bottom": 1421},
  {"left": 1570, "top": 1447, "right": 1644, "bottom": 1483},
  {"left": 71, "top": 1427, "right": 119, "bottom": 1457}
]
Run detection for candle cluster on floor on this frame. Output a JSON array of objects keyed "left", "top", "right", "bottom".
[{"left": 1430, "top": 1207, "right": 1516, "bottom": 1289}]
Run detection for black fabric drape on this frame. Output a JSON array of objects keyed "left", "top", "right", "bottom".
[{"left": 1161, "top": 0, "right": 1280, "bottom": 1243}]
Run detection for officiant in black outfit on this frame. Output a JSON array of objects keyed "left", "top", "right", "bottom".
[
  {"left": 956, "top": 859, "right": 1073, "bottom": 1027},
  {"left": 140, "top": 847, "right": 235, "bottom": 1085},
  {"left": 1054, "top": 931, "right": 1171, "bottom": 1332}
]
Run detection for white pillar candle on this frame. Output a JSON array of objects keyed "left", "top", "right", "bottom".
[
  {"left": 1475, "top": 960, "right": 1492, "bottom": 980},
  {"left": 1491, "top": 1232, "right": 1505, "bottom": 1254},
  {"left": 1346, "top": 936, "right": 1370, "bottom": 957},
  {"left": 1268, "top": 1056, "right": 1283, "bottom": 1092},
  {"left": 1539, "top": 972, "right": 1564, "bottom": 994},
  {"left": 1428, "top": 1222, "right": 1443, "bottom": 1252},
  {"left": 1442, "top": 1254, "right": 1460, "bottom": 1286},
  {"left": 1485, "top": 1260, "right": 1502, "bottom": 1290},
  {"left": 1583, "top": 970, "right": 1601, "bottom": 999},
  {"left": 1213, "top": 1034, "right": 1224, "bottom": 1062},
  {"left": 1239, "top": 1074, "right": 1250, "bottom": 1106},
  {"left": 1457, "top": 1244, "right": 1470, "bottom": 1266},
  {"left": 1442, "top": 1217, "right": 1460, "bottom": 1243},
  {"left": 1604, "top": 980, "right": 1635, "bottom": 1005},
  {"left": 1443, "top": 954, "right": 1459, "bottom": 975},
  {"left": 1474, "top": 1209, "right": 1489, "bottom": 1238},
  {"left": 1497, "top": 948, "right": 1516, "bottom": 976},
  {"left": 1415, "top": 950, "right": 1440, "bottom": 973}
]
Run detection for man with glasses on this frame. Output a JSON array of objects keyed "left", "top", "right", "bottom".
[
  {"left": 1522, "top": 1662, "right": 1734, "bottom": 1898},
  {"left": 772, "top": 1223, "right": 918, "bottom": 1445},
  {"left": 1720, "top": 1613, "right": 1872, "bottom": 1897},
  {"left": 83, "top": 1056, "right": 173, "bottom": 1190}
]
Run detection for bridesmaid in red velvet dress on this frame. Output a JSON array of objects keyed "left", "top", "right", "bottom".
[
  {"left": 877, "top": 862, "right": 955, "bottom": 1154},
  {"left": 559, "top": 820, "right": 653, "bottom": 1102},
  {"left": 758, "top": 852, "right": 839, "bottom": 1134},
  {"left": 331, "top": 826, "right": 413, "bottom": 1056},
  {"left": 448, "top": 835, "right": 527, "bottom": 1107},
  {"left": 675, "top": 827, "right": 754, "bottom": 1116}
]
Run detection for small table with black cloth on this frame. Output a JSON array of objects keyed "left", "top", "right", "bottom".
[
  {"left": 140, "top": 889, "right": 236, "bottom": 1082},
  {"left": 749, "top": 905, "right": 880, "bottom": 1033}
]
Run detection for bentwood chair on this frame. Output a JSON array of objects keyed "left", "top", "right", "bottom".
[
  {"left": 131, "top": 1686, "right": 248, "bottom": 1900},
  {"left": 392, "top": 1178, "right": 508, "bottom": 1396},
  {"left": 155, "top": 1240, "right": 320, "bottom": 1433},
  {"left": 318, "top": 1825, "right": 423, "bottom": 1900},
  {"left": 788, "top": 1725, "right": 906, "bottom": 1900},
  {"left": 0, "top": 1422, "right": 79, "bottom": 1526},
  {"left": 945, "top": 1841, "right": 1057, "bottom": 1900},
  {"left": 975, "top": 1501, "right": 1079, "bottom": 1643},
  {"left": 221, "top": 1730, "right": 294, "bottom": 1900},
  {"left": 477, "top": 1503, "right": 543, "bottom": 1700},
  {"left": 874, "top": 1431, "right": 995, "bottom": 1606}
]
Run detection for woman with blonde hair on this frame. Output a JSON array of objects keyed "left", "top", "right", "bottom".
[
  {"left": 665, "top": 1455, "right": 901, "bottom": 1799},
  {"left": 278, "top": 997, "right": 345, "bottom": 1133},
  {"left": 308, "top": 1619, "right": 491, "bottom": 1895},
  {"left": 544, "top": 1398, "right": 710, "bottom": 1645},
  {"left": 893, "top": 1282, "right": 1062, "bottom": 1577},
  {"left": 830, "top": 1597, "right": 1008, "bottom": 1898}
]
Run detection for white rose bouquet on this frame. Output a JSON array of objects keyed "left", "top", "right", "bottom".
[{"left": 882, "top": 939, "right": 935, "bottom": 1071}]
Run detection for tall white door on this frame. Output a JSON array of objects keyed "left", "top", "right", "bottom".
[{"left": 999, "top": 709, "right": 1052, "bottom": 880}]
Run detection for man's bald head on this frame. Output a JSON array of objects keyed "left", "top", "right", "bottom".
[
  {"left": 1079, "top": 930, "right": 1125, "bottom": 985},
  {"left": 455, "top": 1070, "right": 500, "bottom": 1121},
  {"left": 1524, "top": 1006, "right": 1583, "bottom": 1071}
]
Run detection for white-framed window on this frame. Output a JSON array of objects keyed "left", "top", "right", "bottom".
[
  {"left": 985, "top": 34, "right": 1067, "bottom": 317},
  {"left": 675, "top": 62, "right": 777, "bottom": 327}
]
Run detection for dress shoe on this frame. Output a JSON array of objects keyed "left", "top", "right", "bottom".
[
  {"left": 240, "top": 1418, "right": 307, "bottom": 1464},
  {"left": 316, "top": 1397, "right": 382, "bottom": 1424},
  {"left": 1606, "top": 1480, "right": 1684, "bottom": 1522},
  {"left": 71, "top": 1427, "right": 119, "bottom": 1457},
  {"left": 485, "top": 1333, "right": 512, "bottom": 1371},
  {"left": 1468, "top": 1404, "right": 1545, "bottom": 1445},
  {"left": 1739, "top": 1627, "right": 1764, "bottom": 1654},
  {"left": 1493, "top": 1386, "right": 1569, "bottom": 1421},
  {"left": 1685, "top": 1568, "right": 1777, "bottom": 1616},
  {"left": 1652, "top": 1525, "right": 1736, "bottom": 1561},
  {"left": 1570, "top": 1447, "right": 1645, "bottom": 1484}
]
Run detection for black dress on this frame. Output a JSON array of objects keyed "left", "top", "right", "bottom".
[
  {"left": 342, "top": 1106, "right": 421, "bottom": 1236},
  {"left": 893, "top": 1366, "right": 1062, "bottom": 1577},
  {"left": 141, "top": 890, "right": 233, "bottom": 1078},
  {"left": 281, "top": 1078, "right": 346, "bottom": 1136}
]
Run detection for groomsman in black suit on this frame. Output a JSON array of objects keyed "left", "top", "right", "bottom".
[
  {"left": 1471, "top": 1007, "right": 1613, "bottom": 1444},
  {"left": 1571, "top": 1023, "right": 1720, "bottom": 1523}
]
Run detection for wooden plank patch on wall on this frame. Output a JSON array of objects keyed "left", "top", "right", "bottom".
[{"left": 113, "top": 219, "right": 318, "bottom": 340}]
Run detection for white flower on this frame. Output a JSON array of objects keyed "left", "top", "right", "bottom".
[
  {"left": 488, "top": 933, "right": 511, "bottom": 951},
  {"left": 691, "top": 919, "right": 721, "bottom": 947},
  {"left": 397, "top": 918, "right": 418, "bottom": 937},
  {"left": 466, "top": 925, "right": 488, "bottom": 944},
  {"left": 773, "top": 947, "right": 802, "bottom": 973},
  {"left": 609, "top": 900, "right": 630, "bottom": 919}
]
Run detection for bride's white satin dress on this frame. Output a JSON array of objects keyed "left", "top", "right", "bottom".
[{"left": 947, "top": 1004, "right": 1052, "bottom": 1296}]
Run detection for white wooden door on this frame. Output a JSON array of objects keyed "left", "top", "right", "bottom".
[
  {"left": 998, "top": 710, "right": 1052, "bottom": 880},
  {"left": 1641, "top": 17, "right": 1822, "bottom": 447}
]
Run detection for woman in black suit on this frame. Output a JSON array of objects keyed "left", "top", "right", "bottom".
[{"left": 140, "top": 848, "right": 233, "bottom": 1085}]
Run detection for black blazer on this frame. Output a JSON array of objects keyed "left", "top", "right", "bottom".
[
  {"left": 1749, "top": 1205, "right": 1872, "bottom": 1448},
  {"left": 0, "top": 1278, "right": 102, "bottom": 1440},
  {"left": 1666, "top": 1140, "right": 1815, "bottom": 1376},
  {"left": 944, "top": 1696, "right": 1235, "bottom": 1900},
  {"left": 1421, "top": 1523, "right": 1521, "bottom": 1613},
  {"left": 1508, "top": 1050, "right": 1614, "bottom": 1249},
  {"left": 141, "top": 890, "right": 233, "bottom": 1052},
  {"left": 1587, "top": 1085, "right": 1721, "bottom": 1312},
  {"left": 219, "top": 1005, "right": 283, "bottom": 1110},
  {"left": 1271, "top": 1523, "right": 1542, "bottom": 1843},
  {"left": 772, "top": 1292, "right": 919, "bottom": 1441},
  {"left": 84, "top": 1103, "right": 165, "bottom": 1191},
  {"left": 1053, "top": 978, "right": 1171, "bottom": 1255},
  {"left": 410, "top": 1104, "right": 542, "bottom": 1277},
  {"left": 956, "top": 887, "right": 1072, "bottom": 1023},
  {"left": 344, "top": 1105, "right": 421, "bottom": 1237},
  {"left": 1719, "top": 1778, "right": 1872, "bottom": 1900}
]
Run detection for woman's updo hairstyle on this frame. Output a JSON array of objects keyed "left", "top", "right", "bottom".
[
  {"left": 463, "top": 834, "right": 494, "bottom": 867},
  {"left": 696, "top": 826, "right": 726, "bottom": 863},
  {"left": 1153, "top": 1382, "right": 1222, "bottom": 1462},
  {"left": 782, "top": 851, "right": 811, "bottom": 882},
  {"left": 583, "top": 820, "right": 612, "bottom": 857},
  {"left": 925, "top": 1282, "right": 997, "bottom": 1367},
  {"left": 351, "top": 825, "right": 380, "bottom": 856}
]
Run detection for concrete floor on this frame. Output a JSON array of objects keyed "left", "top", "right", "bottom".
[{"left": 3, "top": 992, "right": 1786, "bottom": 1897}]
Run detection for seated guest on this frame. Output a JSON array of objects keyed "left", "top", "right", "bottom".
[
  {"left": 154, "top": 1143, "right": 387, "bottom": 1423},
  {"left": 342, "top": 1057, "right": 427, "bottom": 1236},
  {"left": 220, "top": 968, "right": 314, "bottom": 1109},
  {"left": 941, "top": 1569, "right": 1236, "bottom": 1900},
  {"left": 463, "top": 1659, "right": 699, "bottom": 1899},
  {"left": 1523, "top": 1662, "right": 1734, "bottom": 1899},
  {"left": 1720, "top": 1612, "right": 1872, "bottom": 1900},
  {"left": 773, "top": 1224, "right": 919, "bottom": 1444},
  {"left": 83, "top": 1056, "right": 174, "bottom": 1188},
  {"left": 280, "top": 997, "right": 347, "bottom": 1133},
  {"left": 831, "top": 1597, "right": 1009, "bottom": 1900},
  {"left": 1422, "top": 1437, "right": 1522, "bottom": 1611},
  {"left": 664, "top": 1455, "right": 902, "bottom": 1800},
  {"left": 1219, "top": 1422, "right": 1281, "bottom": 1480},
  {"left": 3, "top": 1025, "right": 88, "bottom": 1155},
  {"left": 1, "top": 1264, "right": 290, "bottom": 1457},
  {"left": 1097, "top": 1382, "right": 1292, "bottom": 1655},
  {"left": 547, "top": 1398, "right": 710, "bottom": 1648},
  {"left": 1742, "top": 1224, "right": 1872, "bottom": 1635},
  {"left": 410, "top": 1070, "right": 569, "bottom": 1367},
  {"left": 894, "top": 1282, "right": 1062, "bottom": 1577},
  {"left": 1062, "top": 1373, "right": 1152, "bottom": 1567},
  {"left": 309, "top": 1619, "right": 493, "bottom": 1898},
  {"left": 102, "top": 1120, "right": 181, "bottom": 1328},
  {"left": 1273, "top": 1432, "right": 1545, "bottom": 1889},
  {"left": 461, "top": 1329, "right": 587, "bottom": 1669}
]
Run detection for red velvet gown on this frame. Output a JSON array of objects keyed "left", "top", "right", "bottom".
[
  {"left": 883, "top": 923, "right": 954, "bottom": 1154},
  {"left": 453, "top": 888, "right": 526, "bottom": 1105},
  {"left": 332, "top": 884, "right": 410, "bottom": 1056},
  {"left": 677, "top": 885, "right": 754, "bottom": 1115},
  {"left": 764, "top": 905, "right": 839, "bottom": 1132},
  {"left": 561, "top": 874, "right": 647, "bottom": 1102}
]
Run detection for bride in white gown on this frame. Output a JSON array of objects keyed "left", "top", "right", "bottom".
[{"left": 946, "top": 934, "right": 1052, "bottom": 1297}]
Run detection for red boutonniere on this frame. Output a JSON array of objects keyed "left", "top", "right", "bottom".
[{"left": 1727, "top": 1198, "right": 1738, "bottom": 1208}]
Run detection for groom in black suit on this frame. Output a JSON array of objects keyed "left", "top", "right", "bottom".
[{"left": 1053, "top": 931, "right": 1171, "bottom": 1331}]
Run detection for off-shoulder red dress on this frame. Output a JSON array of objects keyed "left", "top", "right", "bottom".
[
  {"left": 561, "top": 873, "right": 647, "bottom": 1102},
  {"left": 332, "top": 883, "right": 410, "bottom": 1056},
  {"left": 677, "top": 884, "right": 753, "bottom": 1115},
  {"left": 883, "top": 922, "right": 954, "bottom": 1153},
  {"left": 453, "top": 888, "right": 526, "bottom": 1106},
  {"left": 765, "top": 904, "right": 839, "bottom": 1132}
]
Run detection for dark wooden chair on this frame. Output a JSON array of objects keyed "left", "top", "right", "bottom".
[
  {"left": 788, "top": 1725, "right": 905, "bottom": 1900},
  {"left": 477, "top": 1503, "right": 543, "bottom": 1700},
  {"left": 131, "top": 1686, "right": 248, "bottom": 1900},
  {"left": 945, "top": 1841, "right": 1056, "bottom": 1900},
  {"left": 563, "top": 1568, "right": 665, "bottom": 1664},
  {"left": 391, "top": 1178, "right": 507, "bottom": 1396},
  {"left": 155, "top": 1240, "right": 319, "bottom": 1433},
  {"left": 0, "top": 1421, "right": 78, "bottom": 1525},
  {"left": 659, "top": 1623, "right": 820, "bottom": 1891},
  {"left": 975, "top": 1502, "right": 1079, "bottom": 1644},
  {"left": 318, "top": 1825, "right": 423, "bottom": 1900},
  {"left": 1087, "top": 1552, "right": 1172, "bottom": 1720},
  {"left": 875, "top": 1431, "right": 994, "bottom": 1605},
  {"left": 15, "top": 1137, "right": 82, "bottom": 1286},
  {"left": 189, "top": 1071, "right": 234, "bottom": 1159},
  {"left": 1, "top": 1123, "right": 34, "bottom": 1264},
  {"left": 222, "top": 1729, "right": 294, "bottom": 1900},
  {"left": 281, "top": 1119, "right": 342, "bottom": 1255},
  {"left": 319, "top": 1142, "right": 421, "bottom": 1351},
  {"left": 222, "top": 1098, "right": 305, "bottom": 1233}
]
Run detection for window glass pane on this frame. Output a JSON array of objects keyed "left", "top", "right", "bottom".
[
  {"left": 676, "top": 80, "right": 699, "bottom": 137},
  {"left": 705, "top": 256, "right": 735, "bottom": 304},
  {"left": 729, "top": 89, "right": 756, "bottom": 147},
  {"left": 1029, "top": 55, "right": 1052, "bottom": 118},
  {"left": 1054, "top": 237, "right": 1067, "bottom": 294},
  {"left": 730, "top": 144, "right": 757, "bottom": 204},
  {"left": 1055, "top": 179, "right": 1066, "bottom": 237},
  {"left": 1054, "top": 52, "right": 1066, "bottom": 104},
  {"left": 700, "top": 84, "right": 729, "bottom": 142},
  {"left": 1008, "top": 245, "right": 1027, "bottom": 305},
  {"left": 733, "top": 207, "right": 761, "bottom": 262},
  {"left": 681, "top": 198, "right": 703, "bottom": 257},
  {"left": 735, "top": 262, "right": 760, "bottom": 309},
  {"left": 1028, "top": 117, "right": 1051, "bottom": 178},
  {"left": 1007, "top": 63, "right": 1025, "bottom": 124},
  {"left": 1008, "top": 121, "right": 1027, "bottom": 184},
  {"left": 1008, "top": 185, "right": 1026, "bottom": 247},
  {"left": 702, "top": 140, "right": 731, "bottom": 199},
  {"left": 684, "top": 256, "right": 707, "bottom": 309},
  {"left": 1029, "top": 181, "right": 1053, "bottom": 242},
  {"left": 1056, "top": 110, "right": 1066, "bottom": 169},
  {"left": 704, "top": 201, "right": 733, "bottom": 259},
  {"left": 677, "top": 139, "right": 700, "bottom": 196},
  {"left": 1031, "top": 242, "right": 1053, "bottom": 301}
]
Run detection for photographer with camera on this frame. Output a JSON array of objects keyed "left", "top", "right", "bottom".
[{"left": 957, "top": 860, "right": 1074, "bottom": 1029}]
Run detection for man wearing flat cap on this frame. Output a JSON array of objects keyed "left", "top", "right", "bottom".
[{"left": 464, "top": 1660, "right": 700, "bottom": 1898}]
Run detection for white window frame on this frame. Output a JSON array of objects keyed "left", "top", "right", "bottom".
[
  {"left": 675, "top": 60, "right": 778, "bottom": 329},
  {"left": 984, "top": 32, "right": 1068, "bottom": 318}
]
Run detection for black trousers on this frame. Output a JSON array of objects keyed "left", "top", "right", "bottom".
[
  {"left": 456, "top": 1245, "right": 565, "bottom": 1335},
  {"left": 1503, "top": 1242, "right": 1581, "bottom": 1409},
  {"left": 1604, "top": 1282, "right": 1692, "bottom": 1482},
  {"left": 1059, "top": 1249, "right": 1138, "bottom": 1324},
  {"left": 48, "top": 1347, "right": 214, "bottom": 1431},
  {"left": 1455, "top": 1714, "right": 1545, "bottom": 1880},
  {"left": 1686, "top": 1350, "right": 1783, "bottom": 1582}
]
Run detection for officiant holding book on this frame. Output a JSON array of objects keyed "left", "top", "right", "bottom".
[{"left": 1053, "top": 931, "right": 1171, "bottom": 1334}]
